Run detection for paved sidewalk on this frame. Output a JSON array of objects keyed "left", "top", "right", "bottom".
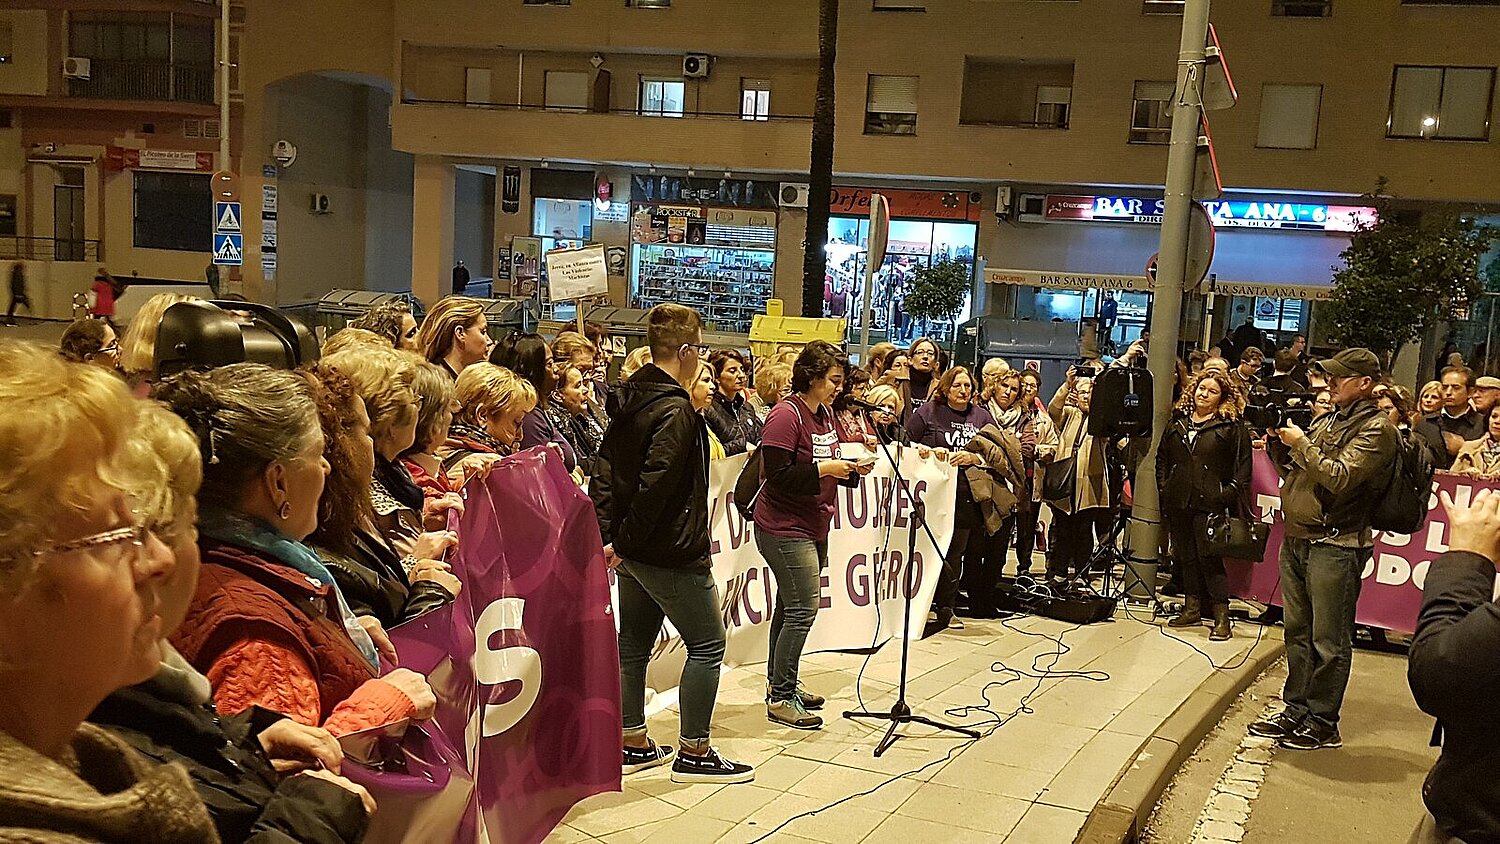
[{"left": 551, "top": 610, "right": 1278, "bottom": 844}]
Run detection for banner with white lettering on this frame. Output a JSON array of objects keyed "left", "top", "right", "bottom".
[
  {"left": 1225, "top": 450, "right": 1488, "bottom": 634},
  {"left": 638, "top": 446, "right": 956, "bottom": 695}
]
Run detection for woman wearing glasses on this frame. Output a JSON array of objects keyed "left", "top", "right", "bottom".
[
  {"left": 863, "top": 383, "right": 908, "bottom": 444},
  {"left": 0, "top": 341, "right": 216, "bottom": 840},
  {"left": 493, "top": 332, "right": 578, "bottom": 473},
  {"left": 60, "top": 316, "right": 121, "bottom": 371}
]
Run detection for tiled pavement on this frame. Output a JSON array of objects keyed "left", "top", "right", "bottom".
[{"left": 552, "top": 611, "right": 1279, "bottom": 843}]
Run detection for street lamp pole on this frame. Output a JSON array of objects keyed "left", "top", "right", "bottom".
[{"left": 1123, "top": 0, "right": 1213, "bottom": 591}]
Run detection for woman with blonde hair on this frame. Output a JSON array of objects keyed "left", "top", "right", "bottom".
[
  {"left": 1156, "top": 369, "right": 1252, "bottom": 639},
  {"left": 1419, "top": 380, "right": 1444, "bottom": 417},
  {"left": 118, "top": 291, "right": 202, "bottom": 385},
  {"left": 440, "top": 363, "right": 538, "bottom": 484},
  {"left": 415, "top": 296, "right": 491, "bottom": 378},
  {"left": 863, "top": 382, "right": 907, "bottom": 444},
  {"left": 619, "top": 345, "right": 653, "bottom": 382},
  {"left": 750, "top": 362, "right": 793, "bottom": 422},
  {"left": 688, "top": 360, "right": 727, "bottom": 460},
  {"left": 90, "top": 401, "right": 375, "bottom": 842},
  {"left": 0, "top": 341, "right": 221, "bottom": 841}
]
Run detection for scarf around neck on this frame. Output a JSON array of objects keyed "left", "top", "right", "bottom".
[
  {"left": 198, "top": 507, "right": 379, "bottom": 669},
  {"left": 375, "top": 454, "right": 425, "bottom": 512}
]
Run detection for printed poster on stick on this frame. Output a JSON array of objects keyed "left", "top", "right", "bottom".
[{"left": 545, "top": 244, "right": 610, "bottom": 302}]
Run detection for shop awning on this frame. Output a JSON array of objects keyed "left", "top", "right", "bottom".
[{"left": 983, "top": 267, "right": 1333, "bottom": 301}]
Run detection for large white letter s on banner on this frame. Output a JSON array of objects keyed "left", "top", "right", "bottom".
[{"left": 472, "top": 597, "right": 543, "bottom": 737}]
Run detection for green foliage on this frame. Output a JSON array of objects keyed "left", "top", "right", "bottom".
[
  {"left": 1324, "top": 182, "right": 1495, "bottom": 363},
  {"left": 902, "top": 259, "right": 972, "bottom": 325}
]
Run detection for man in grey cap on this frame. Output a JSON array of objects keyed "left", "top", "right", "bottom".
[
  {"left": 1471, "top": 375, "right": 1500, "bottom": 418},
  {"left": 1249, "top": 347, "right": 1399, "bottom": 751}
]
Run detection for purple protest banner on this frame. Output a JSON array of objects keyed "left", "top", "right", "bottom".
[
  {"left": 458, "top": 447, "right": 621, "bottom": 844},
  {"left": 358, "top": 447, "right": 620, "bottom": 844},
  {"left": 1225, "top": 450, "right": 1487, "bottom": 635}
]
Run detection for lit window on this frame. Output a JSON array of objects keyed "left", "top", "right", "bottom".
[
  {"left": 866, "top": 74, "right": 918, "bottom": 135},
  {"left": 741, "top": 79, "right": 770, "bottom": 121},
  {"left": 1388, "top": 65, "right": 1494, "bottom": 140},
  {"left": 640, "top": 78, "right": 685, "bottom": 117}
]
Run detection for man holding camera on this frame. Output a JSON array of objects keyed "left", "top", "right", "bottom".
[{"left": 1251, "top": 348, "right": 1399, "bottom": 751}]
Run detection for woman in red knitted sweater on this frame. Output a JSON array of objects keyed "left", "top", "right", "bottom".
[{"left": 157, "top": 363, "right": 435, "bottom": 736}]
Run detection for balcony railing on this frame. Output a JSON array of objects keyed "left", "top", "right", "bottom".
[
  {"left": 0, "top": 237, "right": 101, "bottom": 263},
  {"left": 400, "top": 97, "right": 814, "bottom": 122},
  {"left": 68, "top": 59, "right": 215, "bottom": 104}
]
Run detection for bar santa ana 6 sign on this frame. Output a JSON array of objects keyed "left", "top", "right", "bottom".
[{"left": 1043, "top": 193, "right": 1377, "bottom": 232}]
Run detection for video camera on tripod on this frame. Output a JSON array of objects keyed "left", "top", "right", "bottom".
[{"left": 1243, "top": 385, "right": 1317, "bottom": 431}]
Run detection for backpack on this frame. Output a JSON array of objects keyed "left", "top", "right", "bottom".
[
  {"left": 732, "top": 448, "right": 764, "bottom": 522},
  {"left": 1369, "top": 426, "right": 1437, "bottom": 535}
]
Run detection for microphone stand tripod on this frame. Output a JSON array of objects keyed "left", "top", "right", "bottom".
[{"left": 843, "top": 433, "right": 980, "bottom": 757}]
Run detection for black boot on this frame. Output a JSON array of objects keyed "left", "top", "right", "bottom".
[
  {"left": 1168, "top": 596, "right": 1202, "bottom": 628},
  {"left": 1210, "top": 604, "right": 1232, "bottom": 641}
]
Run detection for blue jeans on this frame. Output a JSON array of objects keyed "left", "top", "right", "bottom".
[
  {"left": 754, "top": 526, "right": 826, "bottom": 702},
  {"left": 616, "top": 559, "right": 726, "bottom": 743},
  {"left": 1278, "top": 537, "right": 1368, "bottom": 727}
]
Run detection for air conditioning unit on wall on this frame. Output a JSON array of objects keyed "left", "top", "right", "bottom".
[
  {"left": 682, "top": 53, "right": 711, "bottom": 78},
  {"left": 779, "top": 183, "right": 810, "bottom": 209},
  {"left": 63, "top": 57, "right": 91, "bottom": 80}
]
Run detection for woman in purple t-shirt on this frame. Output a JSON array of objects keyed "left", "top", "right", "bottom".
[
  {"left": 754, "top": 341, "right": 871, "bottom": 731},
  {"left": 908, "top": 366, "right": 995, "bottom": 630}
]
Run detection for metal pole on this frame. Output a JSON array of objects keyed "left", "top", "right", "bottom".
[
  {"left": 219, "top": 0, "right": 230, "bottom": 169},
  {"left": 858, "top": 250, "right": 876, "bottom": 361},
  {"left": 1124, "top": 0, "right": 1212, "bottom": 590}
]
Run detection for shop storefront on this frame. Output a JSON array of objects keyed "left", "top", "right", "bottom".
[
  {"left": 985, "top": 268, "right": 1332, "bottom": 354},
  {"left": 823, "top": 187, "right": 982, "bottom": 344},
  {"left": 986, "top": 190, "right": 1373, "bottom": 352},
  {"left": 629, "top": 203, "right": 777, "bottom": 335}
]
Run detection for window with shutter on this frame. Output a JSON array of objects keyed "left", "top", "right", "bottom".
[
  {"left": 1130, "top": 80, "right": 1175, "bottom": 143},
  {"left": 1256, "top": 84, "right": 1322, "bottom": 149},
  {"left": 545, "top": 71, "right": 590, "bottom": 111},
  {"left": 865, "top": 74, "right": 919, "bottom": 134}
]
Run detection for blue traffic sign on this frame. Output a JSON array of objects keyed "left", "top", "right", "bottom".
[
  {"left": 214, "top": 201, "right": 242, "bottom": 233},
  {"left": 213, "top": 233, "right": 243, "bottom": 266}
]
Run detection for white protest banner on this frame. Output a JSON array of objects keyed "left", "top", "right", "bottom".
[
  {"left": 545, "top": 243, "right": 610, "bottom": 302},
  {"left": 638, "top": 445, "right": 956, "bottom": 697}
]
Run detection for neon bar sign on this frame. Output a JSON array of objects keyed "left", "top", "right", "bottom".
[{"left": 1042, "top": 194, "right": 1377, "bottom": 232}]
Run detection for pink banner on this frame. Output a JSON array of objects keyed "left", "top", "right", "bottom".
[
  {"left": 361, "top": 448, "right": 621, "bottom": 844},
  {"left": 1225, "top": 450, "right": 1488, "bottom": 634}
]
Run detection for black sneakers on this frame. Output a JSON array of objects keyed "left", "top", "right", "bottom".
[
  {"left": 1248, "top": 710, "right": 1304, "bottom": 740},
  {"left": 622, "top": 739, "right": 673, "bottom": 775},
  {"left": 670, "top": 746, "right": 756, "bottom": 784},
  {"left": 1278, "top": 719, "right": 1343, "bottom": 751}
]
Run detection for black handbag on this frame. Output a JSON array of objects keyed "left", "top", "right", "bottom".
[
  {"left": 1203, "top": 426, "right": 1269, "bottom": 561},
  {"left": 1042, "top": 415, "right": 1086, "bottom": 504},
  {"left": 1203, "top": 511, "right": 1270, "bottom": 561}
]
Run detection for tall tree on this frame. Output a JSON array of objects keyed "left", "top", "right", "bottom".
[
  {"left": 1324, "top": 181, "right": 1495, "bottom": 366},
  {"left": 802, "top": 0, "right": 839, "bottom": 317}
]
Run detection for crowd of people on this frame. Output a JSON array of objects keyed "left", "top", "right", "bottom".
[{"left": 5, "top": 293, "right": 1500, "bottom": 843}]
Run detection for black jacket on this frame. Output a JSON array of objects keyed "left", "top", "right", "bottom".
[
  {"left": 1156, "top": 414, "right": 1254, "bottom": 514},
  {"left": 591, "top": 363, "right": 711, "bottom": 569},
  {"left": 316, "top": 527, "right": 454, "bottom": 629},
  {"left": 1409, "top": 550, "right": 1500, "bottom": 844},
  {"left": 703, "top": 391, "right": 763, "bottom": 456},
  {"left": 88, "top": 658, "right": 368, "bottom": 844}
]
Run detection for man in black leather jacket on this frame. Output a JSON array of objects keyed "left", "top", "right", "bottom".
[
  {"left": 590, "top": 303, "right": 754, "bottom": 786},
  {"left": 1253, "top": 348, "right": 1399, "bottom": 752},
  {"left": 1409, "top": 487, "right": 1500, "bottom": 844}
]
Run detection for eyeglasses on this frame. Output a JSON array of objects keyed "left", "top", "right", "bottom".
[
  {"left": 89, "top": 343, "right": 120, "bottom": 359},
  {"left": 682, "top": 343, "right": 709, "bottom": 357},
  {"left": 32, "top": 524, "right": 147, "bottom": 558}
]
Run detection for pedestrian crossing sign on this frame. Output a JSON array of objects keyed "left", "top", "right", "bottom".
[
  {"left": 214, "top": 201, "right": 242, "bottom": 233},
  {"left": 213, "top": 233, "right": 243, "bottom": 266}
]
